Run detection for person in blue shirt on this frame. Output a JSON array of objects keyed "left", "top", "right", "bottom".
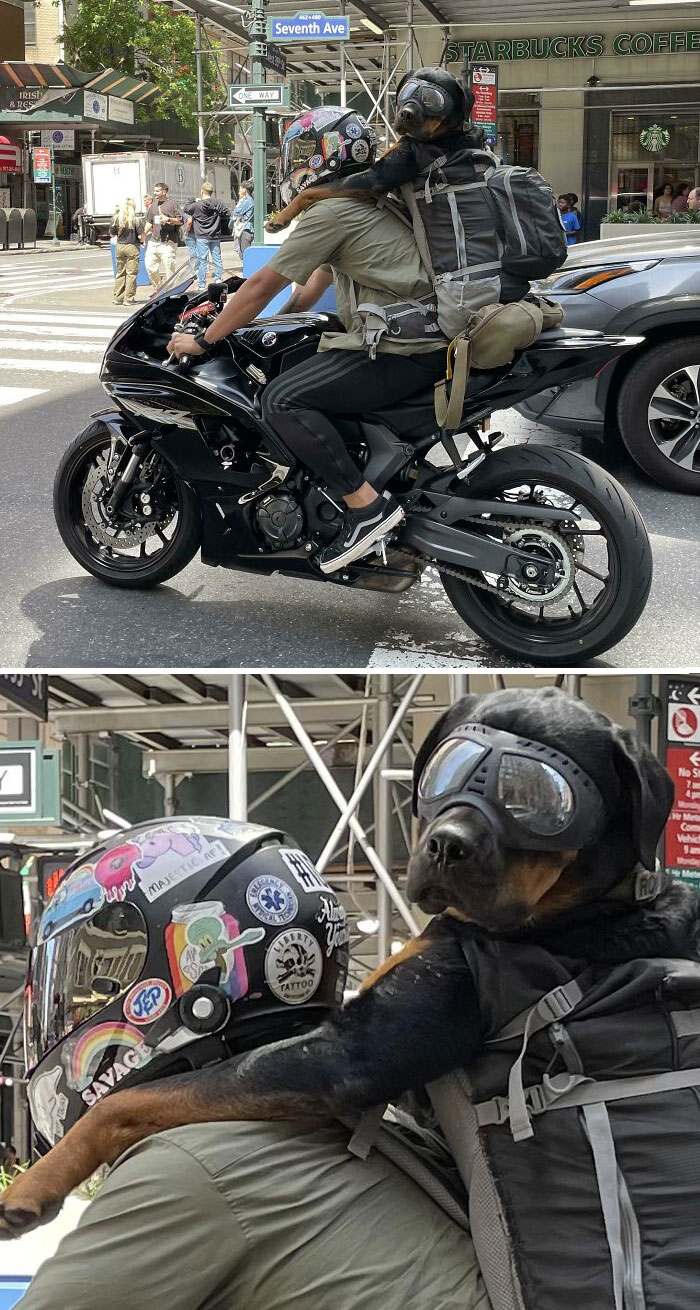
[
  {"left": 231, "top": 180, "right": 255, "bottom": 257},
  {"left": 557, "top": 194, "right": 580, "bottom": 246}
]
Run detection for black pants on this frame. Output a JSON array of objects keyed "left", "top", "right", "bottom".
[{"left": 261, "top": 347, "right": 446, "bottom": 496}]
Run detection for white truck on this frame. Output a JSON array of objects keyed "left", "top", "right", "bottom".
[{"left": 81, "top": 151, "right": 233, "bottom": 241}]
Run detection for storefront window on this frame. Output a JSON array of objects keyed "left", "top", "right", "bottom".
[
  {"left": 609, "top": 112, "right": 700, "bottom": 213},
  {"left": 499, "top": 96, "right": 540, "bottom": 168}
]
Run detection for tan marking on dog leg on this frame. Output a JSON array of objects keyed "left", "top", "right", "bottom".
[
  {"left": 360, "top": 936, "right": 428, "bottom": 991},
  {"left": 499, "top": 851, "right": 579, "bottom": 919}
]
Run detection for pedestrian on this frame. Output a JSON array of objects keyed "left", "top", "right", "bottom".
[
  {"left": 184, "top": 182, "right": 231, "bottom": 291},
  {"left": 0, "top": 1142, "right": 19, "bottom": 1179},
  {"left": 182, "top": 196, "right": 199, "bottom": 275},
  {"left": 671, "top": 182, "right": 691, "bottom": 213},
  {"left": 556, "top": 194, "right": 580, "bottom": 245},
  {"left": 565, "top": 191, "right": 582, "bottom": 238},
  {"left": 231, "top": 179, "right": 255, "bottom": 259},
  {"left": 653, "top": 182, "right": 674, "bottom": 219},
  {"left": 144, "top": 182, "right": 183, "bottom": 288},
  {"left": 688, "top": 186, "right": 700, "bottom": 212},
  {"left": 71, "top": 204, "right": 87, "bottom": 244},
  {"left": 110, "top": 197, "right": 144, "bottom": 306}
]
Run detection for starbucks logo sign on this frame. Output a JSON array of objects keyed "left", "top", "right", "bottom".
[{"left": 640, "top": 123, "right": 670, "bottom": 153}]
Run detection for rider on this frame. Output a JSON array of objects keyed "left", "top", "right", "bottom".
[
  {"left": 167, "top": 100, "right": 468, "bottom": 575},
  {"left": 14, "top": 817, "right": 489, "bottom": 1310}
]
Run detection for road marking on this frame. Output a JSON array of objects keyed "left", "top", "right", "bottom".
[
  {"left": 0, "top": 323, "right": 118, "bottom": 339},
  {"left": 0, "top": 358, "right": 98, "bottom": 375},
  {"left": 0, "top": 385, "right": 47, "bottom": 408},
  {"left": 367, "top": 569, "right": 500, "bottom": 668},
  {"left": 0, "top": 338, "right": 104, "bottom": 353},
  {"left": 2, "top": 312, "right": 133, "bottom": 326}
]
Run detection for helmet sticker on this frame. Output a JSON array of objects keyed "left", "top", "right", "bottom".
[
  {"left": 265, "top": 928, "right": 323, "bottom": 1005},
  {"left": 322, "top": 131, "right": 346, "bottom": 161},
  {"left": 61, "top": 1022, "right": 152, "bottom": 1105},
  {"left": 350, "top": 139, "right": 370, "bottom": 164},
  {"left": 123, "top": 978, "right": 173, "bottom": 1026},
  {"left": 246, "top": 874, "right": 298, "bottom": 927},
  {"left": 345, "top": 121, "right": 361, "bottom": 138},
  {"left": 29, "top": 1066, "right": 68, "bottom": 1144},
  {"left": 309, "top": 153, "right": 323, "bottom": 169},
  {"left": 94, "top": 827, "right": 230, "bottom": 905},
  {"left": 279, "top": 848, "right": 333, "bottom": 895},
  {"left": 37, "top": 863, "right": 104, "bottom": 943},
  {"left": 315, "top": 893, "right": 349, "bottom": 957},
  {"left": 166, "top": 901, "right": 265, "bottom": 1000}
]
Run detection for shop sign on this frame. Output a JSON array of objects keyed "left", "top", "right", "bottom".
[
  {"left": 640, "top": 124, "right": 670, "bottom": 153},
  {"left": 0, "top": 86, "right": 42, "bottom": 113},
  {"left": 267, "top": 11, "right": 350, "bottom": 41},
  {"left": 445, "top": 30, "right": 700, "bottom": 63},
  {"left": 469, "top": 64, "right": 498, "bottom": 147},
  {"left": 84, "top": 90, "right": 108, "bottom": 121},
  {"left": 55, "top": 162, "right": 80, "bottom": 179},
  {"left": 0, "top": 140, "right": 22, "bottom": 173},
  {"left": 0, "top": 673, "right": 48, "bottom": 719},
  {"left": 109, "top": 95, "right": 135, "bottom": 125},
  {"left": 41, "top": 129, "right": 74, "bottom": 151},
  {"left": 33, "top": 146, "right": 52, "bottom": 183},
  {"left": 0, "top": 742, "right": 59, "bottom": 823}
]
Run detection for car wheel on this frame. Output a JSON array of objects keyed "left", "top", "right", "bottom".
[{"left": 617, "top": 337, "right": 700, "bottom": 494}]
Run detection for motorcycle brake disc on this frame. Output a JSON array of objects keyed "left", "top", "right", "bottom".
[{"left": 81, "top": 453, "right": 163, "bottom": 549}]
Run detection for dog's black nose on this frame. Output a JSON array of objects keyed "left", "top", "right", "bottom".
[{"left": 426, "top": 828, "right": 472, "bottom": 864}]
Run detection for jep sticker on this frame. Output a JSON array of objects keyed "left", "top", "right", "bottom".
[
  {"left": 265, "top": 927, "right": 322, "bottom": 1005},
  {"left": 123, "top": 978, "right": 172, "bottom": 1026},
  {"left": 246, "top": 874, "right": 298, "bottom": 926}
]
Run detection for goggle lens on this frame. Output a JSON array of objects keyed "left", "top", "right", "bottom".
[
  {"left": 497, "top": 754, "right": 574, "bottom": 836},
  {"left": 397, "top": 82, "right": 447, "bottom": 112},
  {"left": 419, "top": 738, "right": 485, "bottom": 799}
]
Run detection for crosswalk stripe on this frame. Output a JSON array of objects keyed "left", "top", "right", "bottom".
[
  {"left": 0, "top": 338, "right": 104, "bottom": 353},
  {"left": 0, "top": 384, "right": 47, "bottom": 408},
  {"left": 2, "top": 312, "right": 131, "bottom": 325},
  {"left": 0, "top": 323, "right": 116, "bottom": 339},
  {"left": 0, "top": 358, "right": 98, "bottom": 375}
]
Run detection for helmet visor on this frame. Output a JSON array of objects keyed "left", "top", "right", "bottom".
[
  {"left": 281, "top": 134, "right": 317, "bottom": 182},
  {"left": 25, "top": 901, "right": 148, "bottom": 1071}
]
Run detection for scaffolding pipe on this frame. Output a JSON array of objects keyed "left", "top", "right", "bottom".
[
  {"left": 316, "top": 675, "right": 422, "bottom": 872},
  {"left": 261, "top": 674, "right": 420, "bottom": 937},
  {"left": 195, "top": 14, "right": 207, "bottom": 180},
  {"left": 249, "top": 714, "right": 364, "bottom": 814},
  {"left": 228, "top": 674, "right": 248, "bottom": 820},
  {"left": 449, "top": 674, "right": 470, "bottom": 702},
  {"left": 375, "top": 674, "right": 393, "bottom": 962},
  {"left": 163, "top": 773, "right": 175, "bottom": 817},
  {"left": 340, "top": 0, "right": 347, "bottom": 107}
]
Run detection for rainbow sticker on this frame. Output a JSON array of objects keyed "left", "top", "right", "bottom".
[{"left": 62, "top": 1022, "right": 148, "bottom": 1092}]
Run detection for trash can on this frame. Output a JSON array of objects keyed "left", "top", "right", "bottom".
[
  {"left": 6, "top": 207, "right": 22, "bottom": 249},
  {"left": 18, "top": 207, "right": 37, "bottom": 249},
  {"left": 109, "top": 240, "right": 151, "bottom": 287},
  {"left": 0, "top": 209, "right": 8, "bottom": 251}
]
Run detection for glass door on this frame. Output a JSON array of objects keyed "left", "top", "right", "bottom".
[{"left": 612, "top": 165, "right": 651, "bottom": 213}]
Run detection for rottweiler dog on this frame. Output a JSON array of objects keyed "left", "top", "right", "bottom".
[
  {"left": 1, "top": 687, "right": 689, "bottom": 1238},
  {"left": 266, "top": 68, "right": 481, "bottom": 233}
]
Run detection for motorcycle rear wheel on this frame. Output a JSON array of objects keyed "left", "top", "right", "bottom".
[
  {"left": 439, "top": 444, "right": 652, "bottom": 664},
  {"left": 53, "top": 421, "right": 201, "bottom": 588}
]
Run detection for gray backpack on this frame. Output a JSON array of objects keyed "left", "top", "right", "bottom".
[
  {"left": 427, "top": 928, "right": 700, "bottom": 1310},
  {"left": 355, "top": 147, "right": 567, "bottom": 351}
]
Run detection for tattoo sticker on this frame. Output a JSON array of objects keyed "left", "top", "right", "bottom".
[{"left": 265, "top": 928, "right": 322, "bottom": 1005}]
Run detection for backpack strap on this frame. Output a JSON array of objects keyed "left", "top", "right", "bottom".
[{"left": 399, "top": 182, "right": 436, "bottom": 284}]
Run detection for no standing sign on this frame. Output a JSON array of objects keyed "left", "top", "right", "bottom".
[{"left": 662, "top": 678, "right": 700, "bottom": 887}]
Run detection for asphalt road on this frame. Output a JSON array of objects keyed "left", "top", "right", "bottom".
[{"left": 1, "top": 245, "right": 699, "bottom": 670}]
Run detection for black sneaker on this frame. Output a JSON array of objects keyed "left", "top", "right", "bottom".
[{"left": 318, "top": 492, "right": 405, "bottom": 575}]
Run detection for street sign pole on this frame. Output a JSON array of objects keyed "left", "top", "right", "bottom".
[
  {"left": 250, "top": 2, "right": 267, "bottom": 244},
  {"left": 50, "top": 142, "right": 59, "bottom": 247}
]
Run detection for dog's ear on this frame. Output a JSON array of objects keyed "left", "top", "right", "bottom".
[
  {"left": 610, "top": 726, "right": 675, "bottom": 870},
  {"left": 412, "top": 695, "right": 481, "bottom": 815}
]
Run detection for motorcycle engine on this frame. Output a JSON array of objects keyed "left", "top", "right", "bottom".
[{"left": 256, "top": 491, "right": 305, "bottom": 549}]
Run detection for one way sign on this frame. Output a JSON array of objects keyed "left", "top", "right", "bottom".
[{"left": 227, "top": 83, "right": 290, "bottom": 111}]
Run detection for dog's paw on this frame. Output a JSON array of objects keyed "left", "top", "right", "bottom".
[
  {"left": 265, "top": 215, "right": 287, "bottom": 232},
  {"left": 0, "top": 1178, "right": 62, "bottom": 1238}
]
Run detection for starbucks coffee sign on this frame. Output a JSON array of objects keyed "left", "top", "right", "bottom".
[
  {"left": 640, "top": 124, "right": 670, "bottom": 153},
  {"left": 444, "top": 30, "right": 700, "bottom": 63}
]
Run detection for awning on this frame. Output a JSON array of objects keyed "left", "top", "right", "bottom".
[{"left": 0, "top": 61, "right": 158, "bottom": 106}]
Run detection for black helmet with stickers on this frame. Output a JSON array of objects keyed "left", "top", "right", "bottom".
[
  {"left": 24, "top": 817, "right": 348, "bottom": 1152},
  {"left": 279, "top": 105, "right": 377, "bottom": 205}
]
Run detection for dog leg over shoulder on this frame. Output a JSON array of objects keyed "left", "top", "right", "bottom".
[{"left": 0, "top": 930, "right": 478, "bottom": 1236}]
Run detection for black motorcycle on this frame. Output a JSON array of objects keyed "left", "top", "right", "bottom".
[{"left": 54, "top": 270, "right": 652, "bottom": 664}]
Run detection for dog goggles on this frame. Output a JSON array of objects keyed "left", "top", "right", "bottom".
[
  {"left": 417, "top": 724, "right": 607, "bottom": 851},
  {"left": 396, "top": 80, "right": 449, "bottom": 113}
]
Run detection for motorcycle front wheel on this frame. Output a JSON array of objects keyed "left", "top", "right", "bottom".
[
  {"left": 53, "top": 421, "right": 201, "bottom": 588},
  {"left": 439, "top": 444, "right": 652, "bottom": 665}
]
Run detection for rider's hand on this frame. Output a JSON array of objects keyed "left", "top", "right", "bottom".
[{"left": 168, "top": 332, "right": 205, "bottom": 358}]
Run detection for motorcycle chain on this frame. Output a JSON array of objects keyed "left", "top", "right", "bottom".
[{"left": 393, "top": 512, "right": 577, "bottom": 597}]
